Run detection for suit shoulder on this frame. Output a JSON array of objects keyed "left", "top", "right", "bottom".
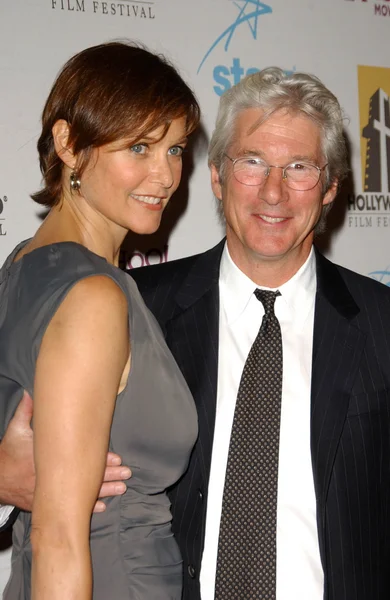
[
  {"left": 336, "top": 263, "right": 390, "bottom": 299},
  {"left": 126, "top": 240, "right": 225, "bottom": 326},
  {"left": 317, "top": 250, "right": 390, "bottom": 300},
  {"left": 129, "top": 253, "right": 199, "bottom": 286},
  {"left": 128, "top": 253, "right": 201, "bottom": 297},
  {"left": 128, "top": 240, "right": 225, "bottom": 289},
  {"left": 127, "top": 252, "right": 205, "bottom": 319}
]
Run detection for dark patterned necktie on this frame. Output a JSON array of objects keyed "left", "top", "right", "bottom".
[{"left": 214, "top": 289, "right": 283, "bottom": 600}]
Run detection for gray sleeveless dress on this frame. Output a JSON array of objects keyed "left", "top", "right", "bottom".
[{"left": 0, "top": 240, "right": 198, "bottom": 599}]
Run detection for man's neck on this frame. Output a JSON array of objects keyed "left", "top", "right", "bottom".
[{"left": 225, "top": 239, "right": 314, "bottom": 288}]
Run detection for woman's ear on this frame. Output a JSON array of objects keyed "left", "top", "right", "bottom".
[{"left": 52, "top": 119, "right": 75, "bottom": 168}]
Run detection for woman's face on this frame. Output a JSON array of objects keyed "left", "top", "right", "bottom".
[{"left": 77, "top": 116, "right": 188, "bottom": 236}]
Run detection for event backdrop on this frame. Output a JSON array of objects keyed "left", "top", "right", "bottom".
[{"left": 0, "top": 0, "right": 389, "bottom": 588}]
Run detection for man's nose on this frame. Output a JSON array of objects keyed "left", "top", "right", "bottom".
[{"left": 259, "top": 166, "right": 286, "bottom": 205}]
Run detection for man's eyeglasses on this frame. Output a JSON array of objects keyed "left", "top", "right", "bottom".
[{"left": 225, "top": 155, "right": 328, "bottom": 191}]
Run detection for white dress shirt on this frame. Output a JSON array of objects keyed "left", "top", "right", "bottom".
[
  {"left": 0, "top": 506, "right": 14, "bottom": 527},
  {"left": 200, "top": 244, "right": 323, "bottom": 599}
]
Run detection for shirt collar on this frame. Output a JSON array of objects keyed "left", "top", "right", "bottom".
[{"left": 219, "top": 243, "right": 317, "bottom": 326}]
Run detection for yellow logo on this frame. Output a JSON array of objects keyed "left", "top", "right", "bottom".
[{"left": 358, "top": 66, "right": 390, "bottom": 193}]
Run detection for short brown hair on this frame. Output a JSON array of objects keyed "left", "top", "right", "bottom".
[{"left": 32, "top": 41, "right": 200, "bottom": 207}]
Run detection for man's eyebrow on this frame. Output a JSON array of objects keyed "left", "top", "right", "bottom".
[
  {"left": 236, "top": 148, "right": 266, "bottom": 158},
  {"left": 288, "top": 154, "right": 319, "bottom": 164},
  {"left": 235, "top": 149, "right": 319, "bottom": 164}
]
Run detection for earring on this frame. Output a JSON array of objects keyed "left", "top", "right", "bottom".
[{"left": 70, "top": 170, "right": 81, "bottom": 192}]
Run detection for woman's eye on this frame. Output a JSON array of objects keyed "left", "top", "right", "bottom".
[
  {"left": 168, "top": 146, "right": 184, "bottom": 157},
  {"left": 130, "top": 144, "right": 147, "bottom": 155}
]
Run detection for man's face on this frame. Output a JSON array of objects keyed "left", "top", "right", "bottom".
[{"left": 211, "top": 108, "right": 338, "bottom": 282}]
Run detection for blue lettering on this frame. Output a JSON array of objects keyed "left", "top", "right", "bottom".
[
  {"left": 212, "top": 59, "right": 293, "bottom": 96},
  {"left": 213, "top": 65, "right": 231, "bottom": 96},
  {"left": 213, "top": 60, "right": 262, "bottom": 96},
  {"left": 230, "top": 58, "right": 244, "bottom": 85}
]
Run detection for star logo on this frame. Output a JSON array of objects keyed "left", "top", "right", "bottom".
[
  {"left": 197, "top": 0, "right": 272, "bottom": 74},
  {"left": 369, "top": 268, "right": 390, "bottom": 286}
]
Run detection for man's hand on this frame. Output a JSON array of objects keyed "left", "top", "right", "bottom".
[
  {"left": 0, "top": 391, "right": 35, "bottom": 510},
  {"left": 94, "top": 453, "right": 131, "bottom": 513},
  {"left": 0, "top": 391, "right": 131, "bottom": 513}
]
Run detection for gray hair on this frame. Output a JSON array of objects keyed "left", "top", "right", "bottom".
[{"left": 208, "top": 67, "right": 349, "bottom": 233}]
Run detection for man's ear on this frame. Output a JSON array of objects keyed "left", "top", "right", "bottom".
[
  {"left": 52, "top": 119, "right": 75, "bottom": 168},
  {"left": 322, "top": 179, "right": 339, "bottom": 206},
  {"left": 210, "top": 163, "right": 223, "bottom": 201}
]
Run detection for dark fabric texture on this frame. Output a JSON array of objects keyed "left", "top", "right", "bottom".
[{"left": 131, "top": 239, "right": 390, "bottom": 600}]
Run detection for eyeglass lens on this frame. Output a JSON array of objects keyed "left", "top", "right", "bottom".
[{"left": 233, "top": 159, "right": 321, "bottom": 190}]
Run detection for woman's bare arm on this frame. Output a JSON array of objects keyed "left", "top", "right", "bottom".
[
  {"left": 31, "top": 275, "right": 129, "bottom": 600},
  {"left": 0, "top": 391, "right": 130, "bottom": 515}
]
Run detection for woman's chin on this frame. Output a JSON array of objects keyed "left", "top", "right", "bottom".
[{"left": 128, "top": 221, "right": 162, "bottom": 236}]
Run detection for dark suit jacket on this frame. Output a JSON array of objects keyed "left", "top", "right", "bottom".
[{"left": 131, "top": 239, "right": 390, "bottom": 600}]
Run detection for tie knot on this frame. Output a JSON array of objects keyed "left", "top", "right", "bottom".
[{"left": 254, "top": 289, "right": 281, "bottom": 316}]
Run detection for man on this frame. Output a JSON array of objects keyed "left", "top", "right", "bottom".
[
  {"left": 1, "top": 68, "right": 390, "bottom": 599},
  {"left": 130, "top": 68, "right": 390, "bottom": 599}
]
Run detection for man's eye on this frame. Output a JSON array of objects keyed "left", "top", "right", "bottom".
[
  {"left": 168, "top": 146, "right": 184, "bottom": 157},
  {"left": 130, "top": 144, "right": 147, "bottom": 155},
  {"left": 289, "top": 162, "right": 310, "bottom": 171},
  {"left": 243, "top": 158, "right": 263, "bottom": 166}
]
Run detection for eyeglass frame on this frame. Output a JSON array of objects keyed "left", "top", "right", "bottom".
[{"left": 224, "top": 154, "right": 328, "bottom": 191}]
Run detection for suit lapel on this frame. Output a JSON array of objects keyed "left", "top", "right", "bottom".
[
  {"left": 311, "top": 250, "right": 366, "bottom": 550},
  {"left": 166, "top": 240, "right": 225, "bottom": 486}
]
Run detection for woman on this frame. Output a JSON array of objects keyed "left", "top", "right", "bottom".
[{"left": 0, "top": 41, "right": 199, "bottom": 599}]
